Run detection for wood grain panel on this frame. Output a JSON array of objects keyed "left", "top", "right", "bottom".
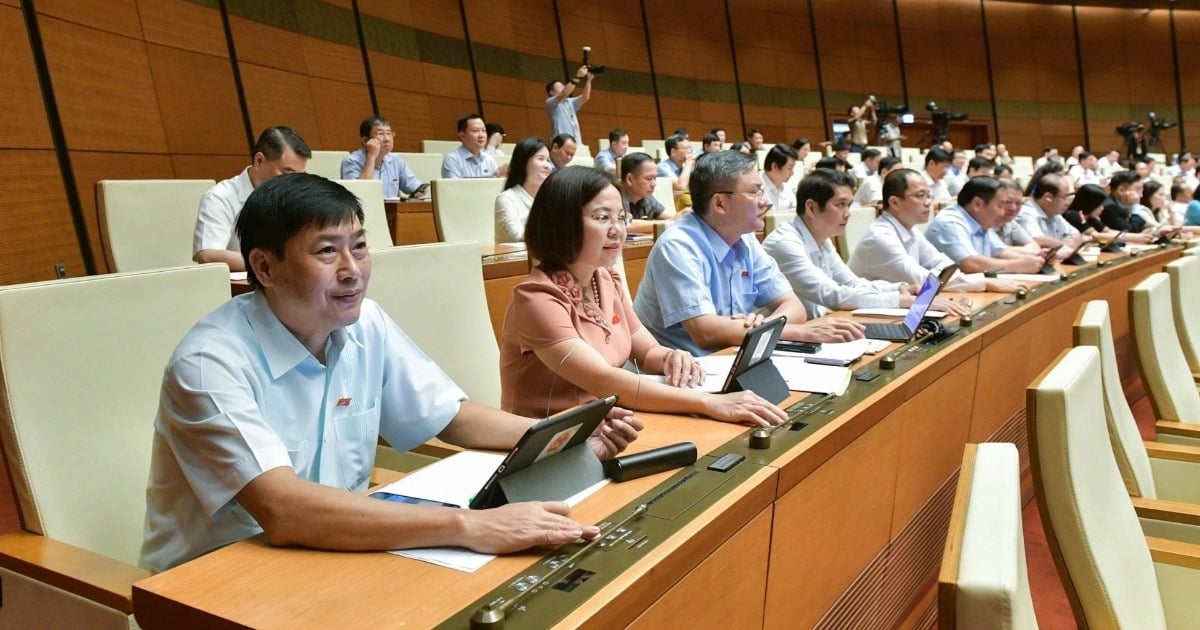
[
  {"left": 0, "top": 150, "right": 84, "bottom": 284},
  {"left": 228, "top": 15, "right": 307, "bottom": 74},
  {"left": 478, "top": 101, "right": 541, "bottom": 142},
  {"left": 365, "top": 50, "right": 426, "bottom": 92},
  {"left": 0, "top": 6, "right": 53, "bottom": 149},
  {"left": 597, "top": 20, "right": 654, "bottom": 73},
  {"left": 421, "top": 64, "right": 477, "bottom": 100},
  {"left": 39, "top": 17, "right": 168, "bottom": 153},
  {"left": 428, "top": 96, "right": 481, "bottom": 141},
  {"left": 355, "top": 0, "right": 415, "bottom": 26},
  {"left": 35, "top": 0, "right": 142, "bottom": 38},
  {"left": 309, "top": 76, "right": 372, "bottom": 151},
  {"left": 627, "top": 507, "right": 771, "bottom": 630},
  {"left": 764, "top": 413, "right": 900, "bottom": 629},
  {"left": 146, "top": 44, "right": 245, "bottom": 156},
  {"left": 300, "top": 35, "right": 367, "bottom": 84},
  {"left": 170, "top": 154, "right": 247, "bottom": 181},
  {"left": 407, "top": 0, "right": 464, "bottom": 39},
  {"left": 373, "top": 86, "right": 435, "bottom": 151},
  {"left": 69, "top": 151, "right": 175, "bottom": 275},
  {"left": 136, "top": 0, "right": 227, "bottom": 57},
  {"left": 475, "top": 73, "right": 532, "bottom": 109},
  {"left": 238, "top": 63, "right": 323, "bottom": 147}
]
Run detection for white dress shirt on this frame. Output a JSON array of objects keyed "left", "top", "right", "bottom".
[{"left": 849, "top": 212, "right": 986, "bottom": 291}]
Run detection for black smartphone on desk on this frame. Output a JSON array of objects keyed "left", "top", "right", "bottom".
[{"left": 776, "top": 340, "right": 821, "bottom": 354}]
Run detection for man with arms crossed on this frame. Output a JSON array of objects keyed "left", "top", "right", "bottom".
[
  {"left": 143, "top": 174, "right": 639, "bottom": 572},
  {"left": 634, "top": 152, "right": 864, "bottom": 357},
  {"left": 849, "top": 169, "right": 1027, "bottom": 293},
  {"left": 924, "top": 176, "right": 1045, "bottom": 273},
  {"left": 341, "top": 115, "right": 426, "bottom": 199},
  {"left": 194, "top": 126, "right": 309, "bottom": 272},
  {"left": 763, "top": 169, "right": 968, "bottom": 319}
]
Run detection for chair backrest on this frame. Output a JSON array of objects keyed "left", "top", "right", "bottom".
[
  {"left": 837, "top": 206, "right": 877, "bottom": 260},
  {"left": 432, "top": 178, "right": 504, "bottom": 245},
  {"left": 1130, "top": 272, "right": 1200, "bottom": 424},
  {"left": 366, "top": 243, "right": 500, "bottom": 406},
  {"left": 652, "top": 176, "right": 675, "bottom": 213},
  {"left": 0, "top": 265, "right": 230, "bottom": 566},
  {"left": 938, "top": 442, "right": 1037, "bottom": 630},
  {"left": 392, "top": 152, "right": 443, "bottom": 185},
  {"left": 97, "top": 179, "right": 215, "bottom": 272},
  {"left": 308, "top": 150, "right": 349, "bottom": 180},
  {"left": 422, "top": 140, "right": 460, "bottom": 155},
  {"left": 1074, "top": 300, "right": 1158, "bottom": 498},
  {"left": 568, "top": 156, "right": 595, "bottom": 168},
  {"left": 641, "top": 139, "right": 665, "bottom": 156},
  {"left": 1164, "top": 256, "right": 1200, "bottom": 376},
  {"left": 333, "top": 179, "right": 394, "bottom": 248},
  {"left": 1027, "top": 346, "right": 1168, "bottom": 629}
]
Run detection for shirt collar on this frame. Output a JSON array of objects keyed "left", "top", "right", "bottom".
[
  {"left": 792, "top": 215, "right": 824, "bottom": 255},
  {"left": 235, "top": 166, "right": 254, "bottom": 207},
  {"left": 245, "top": 292, "right": 349, "bottom": 378},
  {"left": 691, "top": 212, "right": 743, "bottom": 264},
  {"left": 881, "top": 211, "right": 915, "bottom": 246}
]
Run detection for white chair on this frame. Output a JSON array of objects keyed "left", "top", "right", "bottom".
[
  {"left": 575, "top": 144, "right": 592, "bottom": 159},
  {"left": 367, "top": 243, "right": 500, "bottom": 407},
  {"left": 837, "top": 205, "right": 877, "bottom": 260},
  {"left": 97, "top": 179, "right": 215, "bottom": 272},
  {"left": 568, "top": 156, "right": 595, "bottom": 168},
  {"left": 499, "top": 142, "right": 515, "bottom": 155},
  {"left": 392, "top": 152, "right": 443, "bottom": 186},
  {"left": 597, "top": 138, "right": 609, "bottom": 150},
  {"left": 0, "top": 264, "right": 230, "bottom": 627},
  {"left": 1163, "top": 257, "right": 1200, "bottom": 380},
  {"left": 938, "top": 442, "right": 1037, "bottom": 630},
  {"left": 1028, "top": 346, "right": 1200, "bottom": 628},
  {"left": 333, "top": 179, "right": 394, "bottom": 248},
  {"left": 308, "top": 150, "right": 349, "bottom": 180},
  {"left": 1131, "top": 273, "right": 1200, "bottom": 440},
  {"left": 431, "top": 178, "right": 504, "bottom": 245},
  {"left": 652, "top": 176, "right": 675, "bottom": 214},
  {"left": 422, "top": 139, "right": 461, "bottom": 155},
  {"left": 641, "top": 139, "right": 665, "bottom": 156}
]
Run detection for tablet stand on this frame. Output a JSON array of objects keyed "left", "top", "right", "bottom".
[
  {"left": 726, "top": 359, "right": 789, "bottom": 404},
  {"left": 495, "top": 445, "right": 606, "bottom": 505}
]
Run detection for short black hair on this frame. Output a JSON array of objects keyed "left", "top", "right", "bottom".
[
  {"left": 764, "top": 143, "right": 799, "bottom": 171},
  {"left": 690, "top": 151, "right": 757, "bottom": 216},
  {"left": 358, "top": 115, "right": 389, "bottom": 139},
  {"left": 861, "top": 148, "right": 882, "bottom": 161},
  {"left": 1032, "top": 172, "right": 1065, "bottom": 198},
  {"left": 967, "top": 156, "right": 994, "bottom": 172},
  {"left": 551, "top": 133, "right": 576, "bottom": 149},
  {"left": 608, "top": 128, "right": 628, "bottom": 143},
  {"left": 524, "top": 166, "right": 616, "bottom": 270},
  {"left": 974, "top": 143, "right": 994, "bottom": 154},
  {"left": 1024, "top": 162, "right": 1067, "bottom": 195},
  {"left": 815, "top": 156, "right": 846, "bottom": 171},
  {"left": 748, "top": 128, "right": 763, "bottom": 136},
  {"left": 1108, "top": 170, "right": 1139, "bottom": 191},
  {"left": 709, "top": 127, "right": 725, "bottom": 135},
  {"left": 956, "top": 176, "right": 1001, "bottom": 208},
  {"left": 620, "top": 152, "right": 655, "bottom": 182},
  {"left": 457, "top": 113, "right": 483, "bottom": 133},
  {"left": 796, "top": 168, "right": 856, "bottom": 216},
  {"left": 702, "top": 132, "right": 721, "bottom": 146},
  {"left": 673, "top": 127, "right": 689, "bottom": 138},
  {"left": 504, "top": 136, "right": 547, "bottom": 190},
  {"left": 993, "top": 164, "right": 1013, "bottom": 178},
  {"left": 253, "top": 126, "right": 311, "bottom": 161},
  {"left": 485, "top": 122, "right": 505, "bottom": 137},
  {"left": 545, "top": 80, "right": 561, "bottom": 95},
  {"left": 879, "top": 156, "right": 902, "bottom": 172},
  {"left": 925, "top": 147, "right": 952, "bottom": 165},
  {"left": 237, "top": 174, "right": 363, "bottom": 289},
  {"left": 792, "top": 137, "right": 811, "bottom": 151},
  {"left": 882, "top": 168, "right": 921, "bottom": 208},
  {"left": 665, "top": 134, "right": 687, "bottom": 153},
  {"left": 1068, "top": 184, "right": 1108, "bottom": 214}
]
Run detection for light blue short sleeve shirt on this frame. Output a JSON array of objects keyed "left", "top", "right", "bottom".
[{"left": 924, "top": 204, "right": 1005, "bottom": 262}]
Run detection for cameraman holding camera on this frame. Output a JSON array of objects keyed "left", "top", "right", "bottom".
[{"left": 546, "top": 47, "right": 603, "bottom": 143}]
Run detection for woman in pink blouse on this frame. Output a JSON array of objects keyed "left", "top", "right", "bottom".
[{"left": 499, "top": 166, "right": 786, "bottom": 427}]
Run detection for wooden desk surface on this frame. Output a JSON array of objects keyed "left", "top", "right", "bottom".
[{"left": 134, "top": 246, "right": 1183, "bottom": 629}]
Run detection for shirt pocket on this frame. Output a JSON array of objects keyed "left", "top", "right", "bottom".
[{"left": 333, "top": 396, "right": 381, "bottom": 491}]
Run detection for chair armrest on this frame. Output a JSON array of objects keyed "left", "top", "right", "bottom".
[
  {"left": 1132, "top": 497, "right": 1200, "bottom": 527},
  {"left": 0, "top": 531, "right": 148, "bottom": 613},
  {"left": 1145, "top": 441, "right": 1200, "bottom": 464},
  {"left": 1156, "top": 421, "right": 1200, "bottom": 441},
  {"left": 1147, "top": 536, "right": 1200, "bottom": 570}
]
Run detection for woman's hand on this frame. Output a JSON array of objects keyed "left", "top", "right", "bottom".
[
  {"left": 661, "top": 349, "right": 705, "bottom": 388},
  {"left": 704, "top": 391, "right": 788, "bottom": 427}
]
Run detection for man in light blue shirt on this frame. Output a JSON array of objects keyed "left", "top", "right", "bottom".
[
  {"left": 441, "top": 113, "right": 507, "bottom": 179},
  {"left": 340, "top": 115, "right": 425, "bottom": 199},
  {"left": 594, "top": 128, "right": 628, "bottom": 176},
  {"left": 142, "top": 174, "right": 638, "bottom": 573},
  {"left": 634, "top": 152, "right": 864, "bottom": 356},
  {"left": 924, "top": 177, "right": 1044, "bottom": 274},
  {"left": 546, "top": 66, "right": 592, "bottom": 141}
]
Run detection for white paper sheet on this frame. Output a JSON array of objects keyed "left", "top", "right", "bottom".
[
  {"left": 770, "top": 356, "right": 852, "bottom": 395},
  {"left": 776, "top": 338, "right": 888, "bottom": 363}
]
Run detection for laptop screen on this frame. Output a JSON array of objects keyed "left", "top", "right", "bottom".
[{"left": 903, "top": 273, "right": 941, "bottom": 331}]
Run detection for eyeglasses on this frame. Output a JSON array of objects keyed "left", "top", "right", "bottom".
[
  {"left": 589, "top": 212, "right": 632, "bottom": 228},
  {"left": 904, "top": 191, "right": 932, "bottom": 200},
  {"left": 716, "top": 187, "right": 766, "bottom": 200},
  {"left": 372, "top": 130, "right": 395, "bottom": 138}
]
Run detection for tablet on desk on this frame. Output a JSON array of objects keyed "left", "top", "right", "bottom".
[
  {"left": 469, "top": 394, "right": 616, "bottom": 509},
  {"left": 716, "top": 316, "right": 789, "bottom": 403}
]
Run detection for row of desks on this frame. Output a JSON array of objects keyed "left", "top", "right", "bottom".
[{"left": 137, "top": 241, "right": 1183, "bottom": 628}]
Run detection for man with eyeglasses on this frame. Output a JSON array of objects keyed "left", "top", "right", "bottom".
[
  {"left": 634, "top": 152, "right": 865, "bottom": 356},
  {"left": 992, "top": 179, "right": 1041, "bottom": 253},
  {"left": 764, "top": 169, "right": 968, "bottom": 319},
  {"left": 1015, "top": 173, "right": 1086, "bottom": 254},
  {"left": 341, "top": 115, "right": 426, "bottom": 199},
  {"left": 924, "top": 177, "right": 1045, "bottom": 274},
  {"left": 849, "top": 169, "right": 1028, "bottom": 293}
]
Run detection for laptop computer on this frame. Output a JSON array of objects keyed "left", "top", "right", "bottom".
[{"left": 862, "top": 267, "right": 952, "bottom": 342}]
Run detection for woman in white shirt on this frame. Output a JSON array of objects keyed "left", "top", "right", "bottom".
[{"left": 495, "top": 136, "right": 552, "bottom": 243}]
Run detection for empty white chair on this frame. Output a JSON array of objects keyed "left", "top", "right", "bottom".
[
  {"left": 432, "top": 178, "right": 505, "bottom": 245},
  {"left": 652, "top": 176, "right": 675, "bottom": 214},
  {"left": 0, "top": 264, "right": 230, "bottom": 627},
  {"left": 1163, "top": 257, "right": 1200, "bottom": 380},
  {"left": 392, "top": 152, "right": 443, "bottom": 187},
  {"left": 422, "top": 139, "right": 461, "bottom": 155},
  {"left": 97, "top": 179, "right": 215, "bottom": 272},
  {"left": 837, "top": 206, "right": 877, "bottom": 260},
  {"left": 367, "top": 243, "right": 499, "bottom": 406},
  {"left": 938, "top": 442, "right": 1037, "bottom": 630},
  {"left": 307, "top": 150, "right": 350, "bottom": 180},
  {"left": 641, "top": 139, "right": 665, "bottom": 156},
  {"left": 1131, "top": 273, "right": 1200, "bottom": 440},
  {"left": 333, "top": 179, "right": 394, "bottom": 248}
]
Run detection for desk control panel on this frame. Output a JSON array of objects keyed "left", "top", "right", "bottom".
[{"left": 439, "top": 456, "right": 764, "bottom": 629}]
